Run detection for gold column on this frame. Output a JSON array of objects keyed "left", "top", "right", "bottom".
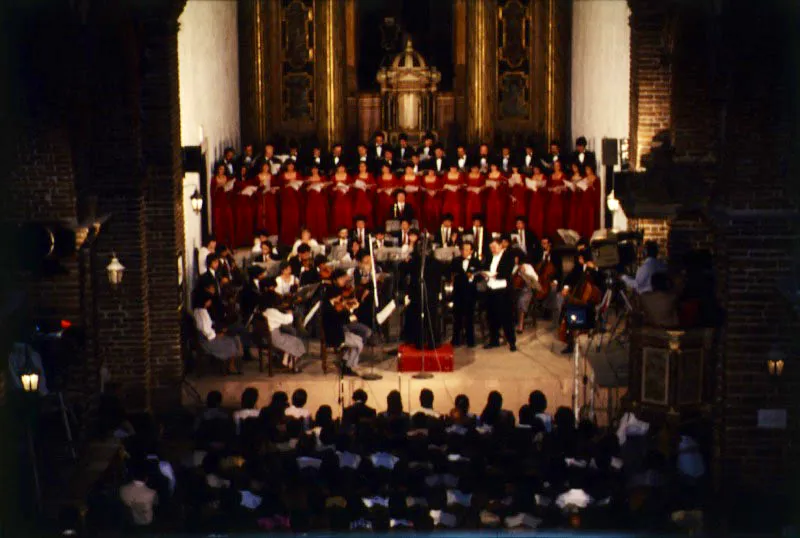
[
  {"left": 545, "top": 0, "right": 555, "bottom": 143},
  {"left": 238, "top": 0, "right": 269, "bottom": 145},
  {"left": 466, "top": 0, "right": 498, "bottom": 144},
  {"left": 315, "top": 0, "right": 345, "bottom": 147}
]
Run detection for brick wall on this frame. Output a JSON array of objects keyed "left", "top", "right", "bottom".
[
  {"left": 627, "top": 217, "right": 669, "bottom": 259},
  {"left": 628, "top": 0, "right": 672, "bottom": 170}
]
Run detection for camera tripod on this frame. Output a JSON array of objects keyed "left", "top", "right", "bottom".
[{"left": 589, "top": 273, "right": 633, "bottom": 353}]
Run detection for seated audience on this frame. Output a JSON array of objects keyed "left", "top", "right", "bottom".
[{"left": 640, "top": 272, "right": 680, "bottom": 329}]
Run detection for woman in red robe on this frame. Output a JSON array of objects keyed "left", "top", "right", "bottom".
[
  {"left": 484, "top": 162, "right": 507, "bottom": 234},
  {"left": 398, "top": 165, "right": 422, "bottom": 218},
  {"left": 505, "top": 164, "right": 528, "bottom": 232},
  {"left": 374, "top": 163, "right": 397, "bottom": 228},
  {"left": 464, "top": 164, "right": 485, "bottom": 228},
  {"left": 579, "top": 164, "right": 601, "bottom": 240},
  {"left": 420, "top": 168, "right": 442, "bottom": 231},
  {"left": 254, "top": 161, "right": 279, "bottom": 237},
  {"left": 330, "top": 164, "right": 354, "bottom": 233},
  {"left": 210, "top": 164, "right": 235, "bottom": 248},
  {"left": 440, "top": 165, "right": 465, "bottom": 229},
  {"left": 567, "top": 162, "right": 585, "bottom": 234},
  {"left": 352, "top": 161, "right": 375, "bottom": 229},
  {"left": 232, "top": 165, "right": 258, "bottom": 247},
  {"left": 278, "top": 161, "right": 304, "bottom": 246},
  {"left": 544, "top": 160, "right": 569, "bottom": 238},
  {"left": 304, "top": 164, "right": 330, "bottom": 240},
  {"left": 526, "top": 164, "right": 548, "bottom": 239}
]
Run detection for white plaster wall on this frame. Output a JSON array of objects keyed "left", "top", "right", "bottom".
[
  {"left": 571, "top": 0, "right": 631, "bottom": 229},
  {"left": 183, "top": 173, "right": 203, "bottom": 308},
  {"left": 178, "top": 0, "right": 240, "bottom": 233}
]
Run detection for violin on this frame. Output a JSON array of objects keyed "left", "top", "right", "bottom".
[{"left": 332, "top": 286, "right": 360, "bottom": 312}]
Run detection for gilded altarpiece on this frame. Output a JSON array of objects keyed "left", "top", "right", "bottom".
[
  {"left": 498, "top": 0, "right": 531, "bottom": 121},
  {"left": 281, "top": 0, "right": 315, "bottom": 125}
]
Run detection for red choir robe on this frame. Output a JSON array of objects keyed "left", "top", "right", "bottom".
[
  {"left": 577, "top": 177, "right": 601, "bottom": 240},
  {"left": 279, "top": 172, "right": 304, "bottom": 246},
  {"left": 351, "top": 173, "right": 376, "bottom": 229},
  {"left": 544, "top": 173, "right": 569, "bottom": 238},
  {"left": 304, "top": 175, "right": 330, "bottom": 239},
  {"left": 484, "top": 172, "right": 507, "bottom": 234},
  {"left": 567, "top": 175, "right": 585, "bottom": 234},
  {"left": 464, "top": 173, "right": 486, "bottom": 227},
  {"left": 211, "top": 174, "right": 235, "bottom": 248},
  {"left": 440, "top": 172, "right": 465, "bottom": 229},
  {"left": 232, "top": 176, "right": 259, "bottom": 247},
  {"left": 526, "top": 174, "right": 548, "bottom": 239},
  {"left": 330, "top": 172, "right": 354, "bottom": 232},
  {"left": 421, "top": 174, "right": 442, "bottom": 231},
  {"left": 254, "top": 171, "right": 279, "bottom": 237},
  {"left": 505, "top": 172, "right": 529, "bottom": 231},
  {"left": 375, "top": 174, "right": 397, "bottom": 229}
]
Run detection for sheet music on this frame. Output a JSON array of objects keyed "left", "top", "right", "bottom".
[
  {"left": 485, "top": 179, "right": 498, "bottom": 189},
  {"left": 508, "top": 176, "right": 523, "bottom": 187},
  {"left": 467, "top": 186, "right": 483, "bottom": 194},
  {"left": 240, "top": 186, "right": 258, "bottom": 196},
  {"left": 223, "top": 180, "right": 235, "bottom": 192},
  {"left": 304, "top": 301, "right": 320, "bottom": 327},
  {"left": 443, "top": 184, "right": 459, "bottom": 192},
  {"left": 287, "top": 180, "right": 303, "bottom": 191},
  {"left": 353, "top": 179, "right": 367, "bottom": 190},
  {"left": 307, "top": 182, "right": 326, "bottom": 192},
  {"left": 404, "top": 185, "right": 419, "bottom": 193},
  {"left": 575, "top": 179, "right": 589, "bottom": 191},
  {"left": 376, "top": 300, "right": 396, "bottom": 326},
  {"left": 334, "top": 183, "right": 350, "bottom": 193}
]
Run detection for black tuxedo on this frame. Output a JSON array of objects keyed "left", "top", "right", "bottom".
[
  {"left": 418, "top": 145, "right": 435, "bottom": 161},
  {"left": 519, "top": 152, "right": 537, "bottom": 174},
  {"left": 425, "top": 157, "right": 448, "bottom": 175},
  {"left": 321, "top": 287, "right": 349, "bottom": 347},
  {"left": 569, "top": 150, "right": 597, "bottom": 173},
  {"left": 393, "top": 229, "right": 413, "bottom": 247},
  {"left": 325, "top": 154, "right": 347, "bottom": 174},
  {"left": 468, "top": 226, "right": 491, "bottom": 263},
  {"left": 499, "top": 154, "right": 513, "bottom": 173},
  {"left": 533, "top": 248, "right": 563, "bottom": 285},
  {"left": 454, "top": 154, "right": 470, "bottom": 173},
  {"left": 350, "top": 227, "right": 370, "bottom": 246},
  {"left": 436, "top": 226, "right": 459, "bottom": 247},
  {"left": 299, "top": 267, "right": 321, "bottom": 286},
  {"left": 450, "top": 255, "right": 482, "bottom": 346},
  {"left": 512, "top": 228, "right": 540, "bottom": 261},
  {"left": 397, "top": 145, "right": 415, "bottom": 165},
  {"left": 542, "top": 153, "right": 562, "bottom": 170},
  {"left": 471, "top": 153, "right": 492, "bottom": 172},
  {"left": 369, "top": 143, "right": 386, "bottom": 162},
  {"left": 389, "top": 202, "right": 414, "bottom": 222},
  {"left": 484, "top": 249, "right": 516, "bottom": 347},
  {"left": 303, "top": 154, "right": 325, "bottom": 174},
  {"left": 239, "top": 279, "right": 261, "bottom": 321}
]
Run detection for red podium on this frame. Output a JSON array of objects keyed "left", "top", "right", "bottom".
[{"left": 397, "top": 343, "right": 455, "bottom": 372}]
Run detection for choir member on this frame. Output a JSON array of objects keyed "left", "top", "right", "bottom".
[
  {"left": 420, "top": 168, "right": 442, "bottom": 231},
  {"left": 409, "top": 153, "right": 422, "bottom": 175},
  {"left": 369, "top": 132, "right": 386, "bottom": 163},
  {"left": 500, "top": 145, "right": 513, "bottom": 173},
  {"left": 505, "top": 164, "right": 528, "bottom": 232},
  {"left": 382, "top": 149, "right": 398, "bottom": 174},
  {"left": 544, "top": 160, "right": 569, "bottom": 238},
  {"left": 483, "top": 238, "right": 517, "bottom": 352},
  {"left": 237, "top": 143, "right": 255, "bottom": 171},
  {"left": 521, "top": 142, "right": 537, "bottom": 175},
  {"left": 542, "top": 140, "right": 562, "bottom": 170},
  {"left": 255, "top": 161, "right": 279, "bottom": 238},
  {"left": 455, "top": 144, "right": 469, "bottom": 172},
  {"left": 211, "top": 163, "right": 235, "bottom": 248},
  {"left": 569, "top": 136, "right": 597, "bottom": 173},
  {"left": 217, "top": 147, "right": 236, "bottom": 177},
  {"left": 464, "top": 164, "right": 485, "bottom": 231},
  {"left": 450, "top": 241, "right": 481, "bottom": 348},
  {"left": 474, "top": 143, "right": 491, "bottom": 173},
  {"left": 484, "top": 162, "right": 507, "bottom": 234},
  {"left": 567, "top": 161, "right": 584, "bottom": 234},
  {"left": 429, "top": 146, "right": 447, "bottom": 175},
  {"left": 304, "top": 164, "right": 330, "bottom": 239},
  {"left": 397, "top": 133, "right": 415, "bottom": 166},
  {"left": 330, "top": 164, "right": 354, "bottom": 233},
  {"left": 326, "top": 143, "right": 346, "bottom": 174},
  {"left": 441, "top": 165, "right": 464, "bottom": 229},
  {"left": 526, "top": 164, "right": 548, "bottom": 240},
  {"left": 352, "top": 161, "right": 376, "bottom": 229},
  {"left": 375, "top": 163, "right": 397, "bottom": 227},
  {"left": 398, "top": 164, "right": 421, "bottom": 214},
  {"left": 257, "top": 143, "right": 277, "bottom": 171},
  {"left": 279, "top": 161, "right": 304, "bottom": 246},
  {"left": 286, "top": 141, "right": 300, "bottom": 165},
  {"left": 418, "top": 133, "right": 435, "bottom": 161},
  {"left": 305, "top": 146, "right": 324, "bottom": 174},
  {"left": 391, "top": 191, "right": 414, "bottom": 222},
  {"left": 577, "top": 164, "right": 601, "bottom": 241},
  {"left": 354, "top": 143, "right": 369, "bottom": 171},
  {"left": 233, "top": 164, "right": 258, "bottom": 247}
]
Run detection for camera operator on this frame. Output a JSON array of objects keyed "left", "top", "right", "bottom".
[{"left": 621, "top": 240, "right": 665, "bottom": 294}]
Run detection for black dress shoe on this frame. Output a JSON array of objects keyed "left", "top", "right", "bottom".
[
  {"left": 483, "top": 342, "right": 500, "bottom": 350},
  {"left": 509, "top": 343, "right": 517, "bottom": 352}
]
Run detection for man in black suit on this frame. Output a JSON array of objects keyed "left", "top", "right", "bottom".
[
  {"left": 569, "top": 136, "right": 597, "bottom": 173},
  {"left": 393, "top": 218, "right": 413, "bottom": 247},
  {"left": 390, "top": 191, "right": 414, "bottom": 222},
  {"left": 381, "top": 148, "right": 398, "bottom": 174},
  {"left": 256, "top": 143, "right": 278, "bottom": 171},
  {"left": 289, "top": 243, "right": 313, "bottom": 277},
  {"left": 520, "top": 142, "right": 537, "bottom": 175},
  {"left": 236, "top": 144, "right": 256, "bottom": 171},
  {"left": 436, "top": 213, "right": 459, "bottom": 247},
  {"left": 541, "top": 140, "right": 562, "bottom": 171},
  {"left": 342, "top": 388, "right": 377, "bottom": 431},
  {"left": 499, "top": 145, "right": 513, "bottom": 173},
  {"left": 558, "top": 243, "right": 600, "bottom": 353},
  {"left": 322, "top": 270, "right": 372, "bottom": 375},
  {"left": 352, "top": 143, "right": 369, "bottom": 173},
  {"left": 471, "top": 143, "right": 492, "bottom": 173},
  {"left": 350, "top": 215, "right": 370, "bottom": 247},
  {"left": 533, "top": 235, "right": 562, "bottom": 285},
  {"left": 418, "top": 133, "right": 435, "bottom": 161},
  {"left": 397, "top": 134, "right": 415, "bottom": 166},
  {"left": 450, "top": 242, "right": 482, "bottom": 348},
  {"left": 512, "top": 216, "right": 540, "bottom": 262},
  {"left": 454, "top": 144, "right": 469, "bottom": 172},
  {"left": 468, "top": 213, "right": 491, "bottom": 263},
  {"left": 483, "top": 237, "right": 517, "bottom": 351},
  {"left": 369, "top": 132, "right": 387, "bottom": 162},
  {"left": 304, "top": 145, "right": 324, "bottom": 174},
  {"left": 240, "top": 266, "right": 266, "bottom": 324},
  {"left": 325, "top": 143, "right": 346, "bottom": 174},
  {"left": 427, "top": 146, "right": 447, "bottom": 175},
  {"left": 216, "top": 147, "right": 236, "bottom": 177}
]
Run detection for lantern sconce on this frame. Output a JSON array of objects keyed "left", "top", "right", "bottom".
[
  {"left": 106, "top": 253, "right": 125, "bottom": 286},
  {"left": 190, "top": 189, "right": 204, "bottom": 214},
  {"left": 606, "top": 190, "right": 621, "bottom": 212}
]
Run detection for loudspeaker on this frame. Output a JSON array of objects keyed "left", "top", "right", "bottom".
[{"left": 602, "top": 138, "right": 619, "bottom": 166}]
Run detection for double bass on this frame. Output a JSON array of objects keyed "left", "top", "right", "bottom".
[{"left": 534, "top": 255, "right": 558, "bottom": 301}]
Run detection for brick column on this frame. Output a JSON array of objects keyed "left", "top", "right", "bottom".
[
  {"left": 628, "top": 0, "right": 673, "bottom": 170},
  {"left": 140, "top": 13, "right": 186, "bottom": 409}
]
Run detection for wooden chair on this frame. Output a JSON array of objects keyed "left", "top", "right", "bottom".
[{"left": 251, "top": 316, "right": 274, "bottom": 377}]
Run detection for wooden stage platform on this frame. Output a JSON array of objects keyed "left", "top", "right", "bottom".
[{"left": 184, "top": 325, "right": 628, "bottom": 426}]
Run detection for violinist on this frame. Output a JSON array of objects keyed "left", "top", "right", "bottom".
[
  {"left": 289, "top": 243, "right": 313, "bottom": 278},
  {"left": 322, "top": 269, "right": 373, "bottom": 376},
  {"left": 348, "top": 251, "right": 386, "bottom": 328},
  {"left": 300, "top": 254, "right": 328, "bottom": 286},
  {"left": 275, "top": 261, "right": 300, "bottom": 296},
  {"left": 240, "top": 265, "right": 267, "bottom": 323},
  {"left": 290, "top": 228, "right": 320, "bottom": 258},
  {"left": 558, "top": 243, "right": 601, "bottom": 354},
  {"left": 262, "top": 281, "right": 306, "bottom": 371},
  {"left": 450, "top": 241, "right": 482, "bottom": 348}
]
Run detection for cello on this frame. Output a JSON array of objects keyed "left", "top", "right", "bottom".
[
  {"left": 534, "top": 256, "right": 558, "bottom": 301},
  {"left": 558, "top": 264, "right": 602, "bottom": 342}
]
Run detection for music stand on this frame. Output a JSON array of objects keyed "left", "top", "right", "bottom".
[
  {"left": 361, "top": 233, "right": 385, "bottom": 381},
  {"left": 412, "top": 233, "right": 436, "bottom": 380}
]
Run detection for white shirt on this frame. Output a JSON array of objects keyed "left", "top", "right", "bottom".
[
  {"left": 487, "top": 250, "right": 507, "bottom": 290},
  {"left": 473, "top": 227, "right": 484, "bottom": 258},
  {"left": 458, "top": 156, "right": 466, "bottom": 168},
  {"left": 193, "top": 308, "right": 216, "bottom": 341},
  {"left": 418, "top": 407, "right": 441, "bottom": 418},
  {"left": 233, "top": 408, "right": 260, "bottom": 433},
  {"left": 462, "top": 258, "right": 470, "bottom": 273},
  {"left": 436, "top": 158, "right": 443, "bottom": 170},
  {"left": 622, "top": 256, "right": 666, "bottom": 294},
  {"left": 275, "top": 275, "right": 299, "bottom": 296},
  {"left": 198, "top": 247, "right": 211, "bottom": 274},
  {"left": 489, "top": 252, "right": 503, "bottom": 274},
  {"left": 578, "top": 152, "right": 585, "bottom": 163},
  {"left": 518, "top": 229, "right": 527, "bottom": 252},
  {"left": 375, "top": 145, "right": 382, "bottom": 157},
  {"left": 525, "top": 154, "right": 533, "bottom": 166},
  {"left": 120, "top": 481, "right": 158, "bottom": 526},
  {"left": 401, "top": 230, "right": 409, "bottom": 245},
  {"left": 286, "top": 405, "right": 312, "bottom": 428},
  {"left": 441, "top": 226, "right": 451, "bottom": 244},
  {"left": 355, "top": 228, "right": 367, "bottom": 244},
  {"left": 264, "top": 308, "right": 293, "bottom": 332},
  {"left": 291, "top": 238, "right": 320, "bottom": 256}
]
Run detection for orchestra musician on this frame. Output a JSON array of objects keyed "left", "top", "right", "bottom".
[
  {"left": 350, "top": 215, "right": 370, "bottom": 247},
  {"left": 512, "top": 216, "right": 540, "bottom": 262},
  {"left": 482, "top": 237, "right": 517, "bottom": 352},
  {"left": 558, "top": 244, "right": 601, "bottom": 354},
  {"left": 391, "top": 191, "right": 415, "bottom": 222},
  {"left": 348, "top": 250, "right": 386, "bottom": 329},
  {"left": 262, "top": 281, "right": 307, "bottom": 372},
  {"left": 510, "top": 248, "right": 540, "bottom": 333},
  {"left": 532, "top": 236, "right": 562, "bottom": 317},
  {"left": 437, "top": 214, "right": 459, "bottom": 247},
  {"left": 469, "top": 214, "right": 491, "bottom": 263},
  {"left": 450, "top": 241, "right": 482, "bottom": 348},
  {"left": 289, "top": 243, "right": 314, "bottom": 278},
  {"left": 322, "top": 269, "right": 373, "bottom": 376}
]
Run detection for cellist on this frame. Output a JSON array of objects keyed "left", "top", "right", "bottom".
[
  {"left": 532, "top": 236, "right": 562, "bottom": 317},
  {"left": 557, "top": 244, "right": 601, "bottom": 354}
]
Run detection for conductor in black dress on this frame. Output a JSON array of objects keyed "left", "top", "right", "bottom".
[{"left": 483, "top": 237, "right": 517, "bottom": 351}]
